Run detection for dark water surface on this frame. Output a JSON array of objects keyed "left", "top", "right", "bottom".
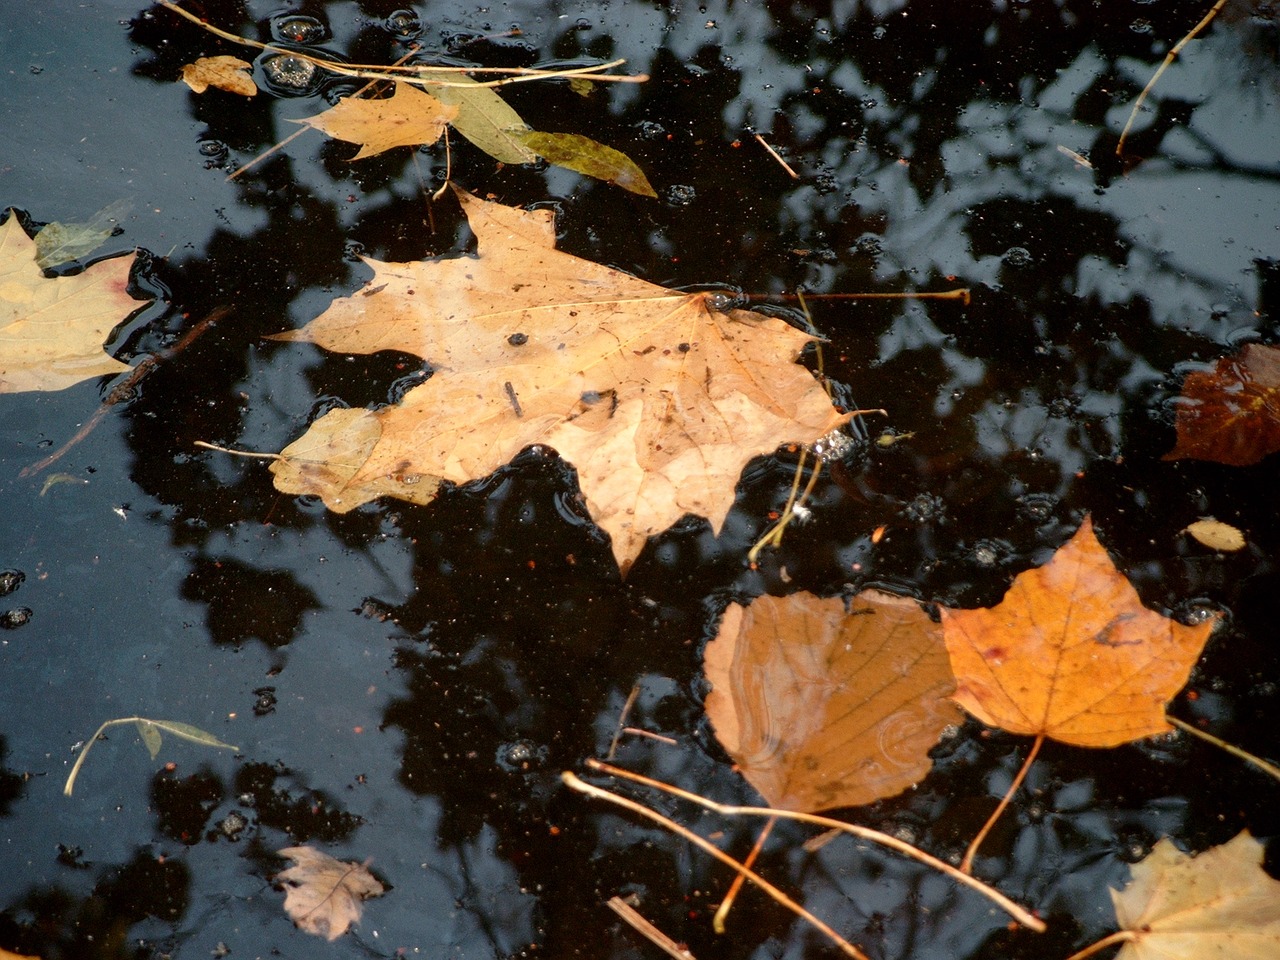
[{"left": 1, "top": 1, "right": 1278, "bottom": 958}]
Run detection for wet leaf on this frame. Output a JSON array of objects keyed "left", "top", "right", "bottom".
[
  {"left": 1182, "top": 517, "right": 1246, "bottom": 552},
  {"left": 1164, "top": 343, "right": 1280, "bottom": 467},
  {"left": 517, "top": 130, "right": 656, "bottom": 197},
  {"left": 34, "top": 201, "right": 131, "bottom": 269},
  {"left": 63, "top": 716, "right": 238, "bottom": 797},
  {"left": 415, "top": 70, "right": 538, "bottom": 164},
  {"left": 276, "top": 846, "right": 384, "bottom": 941},
  {"left": 0, "top": 948, "right": 42, "bottom": 960},
  {"left": 0, "top": 213, "right": 145, "bottom": 393},
  {"left": 270, "top": 189, "right": 848, "bottom": 571},
  {"left": 940, "top": 515, "right": 1219, "bottom": 747},
  {"left": 180, "top": 55, "right": 257, "bottom": 96},
  {"left": 269, "top": 407, "right": 442, "bottom": 511},
  {"left": 705, "top": 591, "right": 964, "bottom": 812},
  {"left": 293, "top": 81, "right": 459, "bottom": 160},
  {"left": 1108, "top": 831, "right": 1280, "bottom": 960},
  {"left": 135, "top": 720, "right": 163, "bottom": 759}
]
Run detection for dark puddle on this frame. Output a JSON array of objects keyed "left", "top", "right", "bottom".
[{"left": 0, "top": 2, "right": 1277, "bottom": 959}]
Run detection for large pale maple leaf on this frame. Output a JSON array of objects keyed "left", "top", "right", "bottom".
[
  {"left": 0, "top": 214, "right": 144, "bottom": 393},
  {"left": 270, "top": 189, "right": 848, "bottom": 571}
]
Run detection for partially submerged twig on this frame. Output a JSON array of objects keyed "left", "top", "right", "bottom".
[
  {"left": 64, "top": 716, "right": 238, "bottom": 797},
  {"left": 712, "top": 816, "right": 776, "bottom": 933},
  {"left": 960, "top": 732, "right": 1045, "bottom": 874},
  {"left": 1166, "top": 714, "right": 1280, "bottom": 783},
  {"left": 582, "top": 758, "right": 1046, "bottom": 932},
  {"left": 753, "top": 134, "right": 798, "bottom": 179},
  {"left": 606, "top": 896, "right": 698, "bottom": 960},
  {"left": 563, "top": 771, "right": 871, "bottom": 960},
  {"left": 1116, "top": 0, "right": 1229, "bottom": 155}
]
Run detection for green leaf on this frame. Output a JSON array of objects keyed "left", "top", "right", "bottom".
[
  {"left": 414, "top": 71, "right": 537, "bottom": 165},
  {"left": 34, "top": 200, "right": 132, "bottom": 269},
  {"left": 515, "top": 131, "right": 656, "bottom": 198},
  {"left": 150, "top": 719, "right": 239, "bottom": 751},
  {"left": 136, "top": 719, "right": 163, "bottom": 759}
]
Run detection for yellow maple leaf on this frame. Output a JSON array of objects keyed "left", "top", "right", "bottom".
[
  {"left": 269, "top": 189, "right": 849, "bottom": 571},
  {"left": 0, "top": 214, "right": 146, "bottom": 393},
  {"left": 276, "top": 846, "right": 384, "bottom": 941},
  {"left": 292, "top": 81, "right": 459, "bottom": 160}
]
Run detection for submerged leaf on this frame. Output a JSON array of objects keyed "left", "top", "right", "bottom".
[
  {"left": 277, "top": 846, "right": 384, "bottom": 941},
  {"left": 34, "top": 200, "right": 131, "bottom": 269},
  {"left": 135, "top": 720, "right": 163, "bottom": 760},
  {"left": 517, "top": 130, "right": 656, "bottom": 197},
  {"left": 705, "top": 591, "right": 963, "bottom": 812},
  {"left": 0, "top": 213, "right": 144, "bottom": 393},
  {"left": 1108, "top": 831, "right": 1280, "bottom": 960},
  {"left": 1164, "top": 343, "right": 1280, "bottom": 466},
  {"left": 416, "top": 70, "right": 537, "bottom": 164},
  {"left": 293, "top": 81, "right": 458, "bottom": 160},
  {"left": 941, "top": 515, "right": 1219, "bottom": 747}
]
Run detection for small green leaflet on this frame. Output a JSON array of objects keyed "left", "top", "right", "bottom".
[
  {"left": 64, "top": 715, "right": 239, "bottom": 796},
  {"left": 416, "top": 70, "right": 538, "bottom": 165}
]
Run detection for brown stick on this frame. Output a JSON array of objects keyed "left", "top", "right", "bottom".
[
  {"left": 748, "top": 288, "right": 971, "bottom": 305},
  {"left": 585, "top": 758, "right": 1045, "bottom": 932},
  {"left": 712, "top": 816, "right": 776, "bottom": 933},
  {"left": 960, "top": 732, "right": 1045, "bottom": 874},
  {"left": 21, "top": 307, "right": 230, "bottom": 478},
  {"left": 563, "top": 772, "right": 870, "bottom": 960},
  {"left": 606, "top": 896, "right": 697, "bottom": 960},
  {"left": 1116, "top": 0, "right": 1228, "bottom": 155}
]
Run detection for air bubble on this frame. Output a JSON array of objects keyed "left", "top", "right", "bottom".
[
  {"left": 385, "top": 10, "right": 424, "bottom": 39},
  {"left": 1002, "top": 246, "right": 1033, "bottom": 267},
  {"left": 496, "top": 739, "right": 547, "bottom": 772},
  {"left": 259, "top": 54, "right": 319, "bottom": 95},
  {"left": 0, "top": 569, "right": 24, "bottom": 597},
  {"left": 272, "top": 15, "right": 327, "bottom": 44},
  {"left": 1016, "top": 493, "right": 1057, "bottom": 522},
  {"left": 665, "top": 184, "right": 697, "bottom": 205},
  {"left": 0, "top": 608, "right": 32, "bottom": 629}
]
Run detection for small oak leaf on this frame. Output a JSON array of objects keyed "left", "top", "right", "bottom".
[
  {"left": 180, "top": 56, "right": 257, "bottom": 97},
  {"left": 276, "top": 846, "right": 384, "bottom": 941}
]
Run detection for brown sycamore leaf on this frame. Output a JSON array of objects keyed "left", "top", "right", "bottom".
[
  {"left": 180, "top": 56, "right": 257, "bottom": 96},
  {"left": 0, "top": 214, "right": 145, "bottom": 393},
  {"left": 1106, "top": 831, "right": 1280, "bottom": 960},
  {"left": 704, "top": 591, "right": 964, "bottom": 812},
  {"left": 940, "top": 515, "right": 1219, "bottom": 747},
  {"left": 293, "top": 81, "right": 459, "bottom": 160},
  {"left": 270, "top": 189, "right": 849, "bottom": 571},
  {"left": 276, "top": 846, "right": 384, "bottom": 941},
  {"left": 1164, "top": 343, "right": 1280, "bottom": 466}
]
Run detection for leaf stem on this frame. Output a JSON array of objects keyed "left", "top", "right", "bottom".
[
  {"left": 1061, "top": 930, "right": 1135, "bottom": 960},
  {"left": 64, "top": 716, "right": 238, "bottom": 796},
  {"left": 584, "top": 758, "right": 1046, "bottom": 932},
  {"left": 960, "top": 732, "right": 1045, "bottom": 874}
]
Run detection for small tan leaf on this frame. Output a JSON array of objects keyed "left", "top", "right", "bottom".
[
  {"left": 416, "top": 70, "right": 537, "bottom": 164},
  {"left": 135, "top": 720, "right": 163, "bottom": 760},
  {"left": 276, "top": 846, "right": 384, "bottom": 941},
  {"left": 517, "top": 131, "right": 656, "bottom": 197},
  {"left": 1182, "top": 517, "right": 1246, "bottom": 552},
  {"left": 704, "top": 591, "right": 964, "bottom": 812},
  {"left": 269, "top": 407, "right": 442, "bottom": 512},
  {"left": 0, "top": 213, "right": 144, "bottom": 393},
  {"left": 1109, "top": 831, "right": 1280, "bottom": 960},
  {"left": 293, "top": 81, "right": 459, "bottom": 160},
  {"left": 180, "top": 56, "right": 257, "bottom": 96}
]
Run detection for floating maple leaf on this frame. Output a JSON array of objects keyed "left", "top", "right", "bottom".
[
  {"left": 1164, "top": 343, "right": 1280, "bottom": 467},
  {"left": 180, "top": 56, "right": 256, "bottom": 96},
  {"left": 0, "top": 214, "right": 146, "bottom": 393},
  {"left": 705, "top": 591, "right": 964, "bottom": 812},
  {"left": 941, "top": 515, "right": 1218, "bottom": 748},
  {"left": 293, "top": 81, "right": 459, "bottom": 160},
  {"left": 1064, "top": 831, "right": 1280, "bottom": 960},
  {"left": 269, "top": 189, "right": 849, "bottom": 571},
  {"left": 276, "top": 846, "right": 384, "bottom": 941}
]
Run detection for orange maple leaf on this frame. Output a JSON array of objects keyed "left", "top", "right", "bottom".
[
  {"left": 269, "top": 189, "right": 848, "bottom": 571},
  {"left": 705, "top": 591, "right": 964, "bottom": 812},
  {"left": 940, "top": 514, "right": 1218, "bottom": 748},
  {"left": 1163, "top": 343, "right": 1280, "bottom": 467},
  {"left": 293, "top": 81, "right": 459, "bottom": 160}
]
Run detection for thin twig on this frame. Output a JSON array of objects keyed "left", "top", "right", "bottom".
[
  {"left": 158, "top": 1, "right": 644, "bottom": 87},
  {"left": 606, "top": 897, "right": 697, "bottom": 960},
  {"left": 753, "top": 134, "right": 798, "bottom": 179},
  {"left": 607, "top": 684, "right": 641, "bottom": 760},
  {"left": 713, "top": 817, "right": 776, "bottom": 933},
  {"left": 961, "top": 732, "right": 1045, "bottom": 874},
  {"left": 563, "top": 772, "right": 870, "bottom": 960},
  {"left": 748, "top": 288, "right": 971, "bottom": 305},
  {"left": 1116, "top": 0, "right": 1228, "bottom": 155},
  {"left": 193, "top": 440, "right": 281, "bottom": 460},
  {"left": 21, "top": 307, "right": 229, "bottom": 478},
  {"left": 621, "top": 727, "right": 678, "bottom": 746},
  {"left": 584, "top": 759, "right": 1045, "bottom": 932},
  {"left": 1166, "top": 714, "right": 1280, "bottom": 783},
  {"left": 1061, "top": 930, "right": 1136, "bottom": 960}
]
